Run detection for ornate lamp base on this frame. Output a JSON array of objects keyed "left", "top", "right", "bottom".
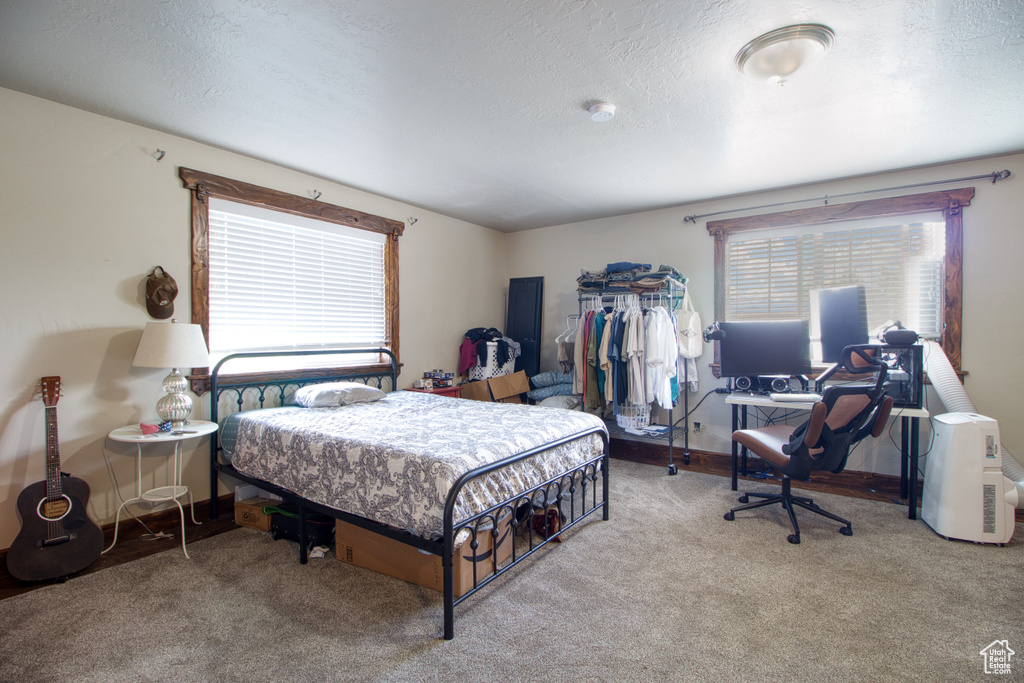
[{"left": 155, "top": 368, "right": 192, "bottom": 428}]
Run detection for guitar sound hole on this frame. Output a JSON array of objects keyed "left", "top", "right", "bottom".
[
  {"left": 43, "top": 500, "right": 70, "bottom": 519},
  {"left": 37, "top": 494, "right": 73, "bottom": 523}
]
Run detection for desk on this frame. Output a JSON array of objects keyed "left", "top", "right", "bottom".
[
  {"left": 105, "top": 421, "right": 218, "bottom": 558},
  {"left": 725, "top": 393, "right": 929, "bottom": 520}
]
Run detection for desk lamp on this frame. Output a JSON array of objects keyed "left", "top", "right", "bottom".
[{"left": 132, "top": 320, "right": 209, "bottom": 428}]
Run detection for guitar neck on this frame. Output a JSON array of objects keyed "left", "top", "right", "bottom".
[{"left": 45, "top": 405, "right": 63, "bottom": 500}]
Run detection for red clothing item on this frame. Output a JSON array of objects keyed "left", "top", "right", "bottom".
[{"left": 459, "top": 338, "right": 479, "bottom": 374}]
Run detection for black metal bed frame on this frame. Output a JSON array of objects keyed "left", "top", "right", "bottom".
[{"left": 208, "top": 348, "right": 609, "bottom": 640}]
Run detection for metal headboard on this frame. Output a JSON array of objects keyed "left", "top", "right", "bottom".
[{"left": 207, "top": 347, "right": 398, "bottom": 516}]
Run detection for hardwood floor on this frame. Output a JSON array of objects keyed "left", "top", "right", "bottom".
[{"left": 0, "top": 495, "right": 237, "bottom": 601}]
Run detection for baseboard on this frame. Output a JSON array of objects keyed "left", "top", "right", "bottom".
[
  {"left": 609, "top": 436, "right": 1024, "bottom": 523},
  {"left": 611, "top": 437, "right": 906, "bottom": 503}
]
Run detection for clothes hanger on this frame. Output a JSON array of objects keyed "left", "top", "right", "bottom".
[{"left": 557, "top": 314, "right": 579, "bottom": 343}]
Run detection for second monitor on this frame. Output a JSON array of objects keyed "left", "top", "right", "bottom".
[{"left": 811, "top": 284, "right": 868, "bottom": 363}]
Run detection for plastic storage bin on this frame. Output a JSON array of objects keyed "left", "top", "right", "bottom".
[{"left": 616, "top": 403, "right": 651, "bottom": 429}]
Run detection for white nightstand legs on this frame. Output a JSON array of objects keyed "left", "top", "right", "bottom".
[{"left": 103, "top": 439, "right": 204, "bottom": 559}]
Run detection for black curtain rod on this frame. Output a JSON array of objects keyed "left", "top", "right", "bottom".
[{"left": 681, "top": 170, "right": 1011, "bottom": 224}]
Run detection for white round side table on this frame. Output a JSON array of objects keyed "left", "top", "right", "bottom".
[{"left": 105, "top": 420, "right": 218, "bottom": 559}]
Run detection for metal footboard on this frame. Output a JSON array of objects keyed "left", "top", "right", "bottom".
[{"left": 441, "top": 426, "right": 609, "bottom": 639}]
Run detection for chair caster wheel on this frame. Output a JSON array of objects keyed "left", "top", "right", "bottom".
[
  {"left": 738, "top": 495, "right": 749, "bottom": 504},
  {"left": 724, "top": 511, "right": 735, "bottom": 521},
  {"left": 667, "top": 464, "right": 678, "bottom": 475},
  {"left": 787, "top": 534, "right": 801, "bottom": 544},
  {"left": 840, "top": 527, "right": 853, "bottom": 536}
]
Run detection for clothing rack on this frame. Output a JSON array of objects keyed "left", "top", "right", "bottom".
[{"left": 576, "top": 281, "right": 690, "bottom": 475}]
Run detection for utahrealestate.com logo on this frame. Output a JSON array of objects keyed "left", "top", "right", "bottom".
[{"left": 981, "top": 640, "right": 1015, "bottom": 675}]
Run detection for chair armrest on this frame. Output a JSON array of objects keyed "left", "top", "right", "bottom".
[
  {"left": 870, "top": 396, "right": 894, "bottom": 438},
  {"left": 814, "top": 362, "right": 841, "bottom": 391},
  {"left": 804, "top": 401, "right": 828, "bottom": 447}
]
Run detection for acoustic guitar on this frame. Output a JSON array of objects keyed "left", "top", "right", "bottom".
[{"left": 6, "top": 377, "right": 103, "bottom": 582}]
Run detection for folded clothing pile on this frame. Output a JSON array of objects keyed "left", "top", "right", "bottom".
[
  {"left": 630, "top": 264, "right": 687, "bottom": 293},
  {"left": 576, "top": 268, "right": 608, "bottom": 293},
  {"left": 577, "top": 263, "right": 686, "bottom": 294}
]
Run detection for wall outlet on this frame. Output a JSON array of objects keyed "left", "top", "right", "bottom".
[{"left": 693, "top": 422, "right": 702, "bottom": 432}]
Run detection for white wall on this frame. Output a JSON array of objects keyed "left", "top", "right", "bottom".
[
  {"left": 506, "top": 152, "right": 1024, "bottom": 476},
  {"left": 0, "top": 88, "right": 508, "bottom": 550}
]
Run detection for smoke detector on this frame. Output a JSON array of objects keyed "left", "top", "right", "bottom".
[{"left": 588, "top": 102, "right": 616, "bottom": 122}]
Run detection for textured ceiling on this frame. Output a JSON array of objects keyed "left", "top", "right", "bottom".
[{"left": 1, "top": 0, "right": 1022, "bottom": 232}]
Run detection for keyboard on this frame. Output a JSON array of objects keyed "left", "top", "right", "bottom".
[{"left": 769, "top": 392, "right": 822, "bottom": 403}]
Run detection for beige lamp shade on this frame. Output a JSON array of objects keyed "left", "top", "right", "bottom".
[
  {"left": 133, "top": 321, "right": 210, "bottom": 369},
  {"left": 132, "top": 321, "right": 209, "bottom": 426}
]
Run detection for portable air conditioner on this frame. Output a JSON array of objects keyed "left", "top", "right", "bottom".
[{"left": 922, "top": 413, "right": 1018, "bottom": 544}]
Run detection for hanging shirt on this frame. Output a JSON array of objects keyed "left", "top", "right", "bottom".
[
  {"left": 649, "top": 306, "right": 680, "bottom": 408},
  {"left": 557, "top": 337, "right": 575, "bottom": 374},
  {"left": 611, "top": 311, "right": 628, "bottom": 409},
  {"left": 593, "top": 311, "right": 606, "bottom": 399},
  {"left": 645, "top": 307, "right": 664, "bottom": 406},
  {"left": 585, "top": 311, "right": 602, "bottom": 409},
  {"left": 625, "top": 308, "right": 646, "bottom": 405},
  {"left": 599, "top": 311, "right": 614, "bottom": 405},
  {"left": 573, "top": 311, "right": 588, "bottom": 395}
]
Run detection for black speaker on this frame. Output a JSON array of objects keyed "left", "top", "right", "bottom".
[{"left": 733, "top": 375, "right": 796, "bottom": 394}]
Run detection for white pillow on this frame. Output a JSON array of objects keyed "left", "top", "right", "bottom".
[
  {"left": 538, "top": 395, "right": 582, "bottom": 410},
  {"left": 293, "top": 381, "right": 385, "bottom": 408}
]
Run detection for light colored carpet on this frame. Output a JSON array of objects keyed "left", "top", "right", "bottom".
[{"left": 1, "top": 460, "right": 1021, "bottom": 682}]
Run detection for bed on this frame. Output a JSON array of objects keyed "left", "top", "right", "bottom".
[{"left": 208, "top": 348, "right": 609, "bottom": 640}]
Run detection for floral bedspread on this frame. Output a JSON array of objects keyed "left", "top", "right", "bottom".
[{"left": 229, "top": 391, "right": 607, "bottom": 539}]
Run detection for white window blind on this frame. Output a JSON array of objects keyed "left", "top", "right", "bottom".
[
  {"left": 208, "top": 197, "right": 387, "bottom": 368},
  {"left": 724, "top": 212, "right": 945, "bottom": 340}
]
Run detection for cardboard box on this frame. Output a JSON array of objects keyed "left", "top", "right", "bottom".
[
  {"left": 459, "top": 371, "right": 530, "bottom": 403},
  {"left": 234, "top": 483, "right": 282, "bottom": 502},
  {"left": 234, "top": 497, "right": 279, "bottom": 531},
  {"left": 459, "top": 379, "right": 493, "bottom": 402},
  {"left": 335, "top": 515, "right": 513, "bottom": 598},
  {"left": 487, "top": 370, "right": 530, "bottom": 403}
]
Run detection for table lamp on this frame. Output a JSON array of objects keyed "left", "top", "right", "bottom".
[{"left": 132, "top": 320, "right": 209, "bottom": 427}]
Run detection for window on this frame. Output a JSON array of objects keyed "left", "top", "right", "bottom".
[
  {"left": 180, "top": 168, "right": 403, "bottom": 389},
  {"left": 708, "top": 187, "right": 973, "bottom": 372},
  {"left": 724, "top": 213, "right": 946, "bottom": 340}
]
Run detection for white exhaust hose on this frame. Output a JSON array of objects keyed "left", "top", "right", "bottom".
[{"left": 922, "top": 340, "right": 1024, "bottom": 508}]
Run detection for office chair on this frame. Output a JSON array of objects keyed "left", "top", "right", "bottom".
[{"left": 724, "top": 345, "right": 894, "bottom": 544}]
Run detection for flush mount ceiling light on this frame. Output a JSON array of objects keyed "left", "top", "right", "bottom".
[{"left": 735, "top": 23, "right": 835, "bottom": 84}]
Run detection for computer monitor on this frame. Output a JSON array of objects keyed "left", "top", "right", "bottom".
[
  {"left": 811, "top": 285, "right": 868, "bottom": 363},
  {"left": 718, "top": 320, "right": 811, "bottom": 378}
]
